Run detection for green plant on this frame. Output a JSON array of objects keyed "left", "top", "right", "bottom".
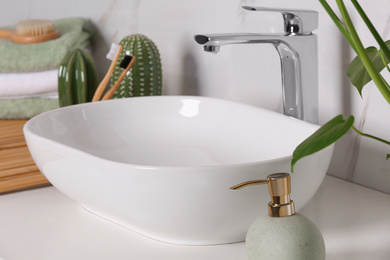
[
  {"left": 291, "top": 0, "right": 390, "bottom": 172},
  {"left": 111, "top": 34, "right": 162, "bottom": 98},
  {"left": 58, "top": 49, "right": 99, "bottom": 107}
]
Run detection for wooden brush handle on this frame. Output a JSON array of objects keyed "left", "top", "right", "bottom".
[
  {"left": 0, "top": 29, "right": 60, "bottom": 44},
  {"left": 0, "top": 29, "right": 13, "bottom": 39},
  {"left": 92, "top": 44, "right": 124, "bottom": 102},
  {"left": 102, "top": 56, "right": 136, "bottom": 101}
]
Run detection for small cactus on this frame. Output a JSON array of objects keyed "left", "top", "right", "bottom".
[
  {"left": 112, "top": 34, "right": 162, "bottom": 98},
  {"left": 58, "top": 49, "right": 99, "bottom": 107}
]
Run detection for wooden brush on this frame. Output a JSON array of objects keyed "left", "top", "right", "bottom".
[
  {"left": 0, "top": 19, "right": 60, "bottom": 44},
  {"left": 101, "top": 54, "right": 136, "bottom": 100},
  {"left": 92, "top": 43, "right": 136, "bottom": 101},
  {"left": 92, "top": 43, "right": 124, "bottom": 102}
]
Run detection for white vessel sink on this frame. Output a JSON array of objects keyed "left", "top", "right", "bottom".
[{"left": 24, "top": 96, "right": 333, "bottom": 245}]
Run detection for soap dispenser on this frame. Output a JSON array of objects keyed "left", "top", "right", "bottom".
[{"left": 231, "top": 173, "right": 325, "bottom": 260}]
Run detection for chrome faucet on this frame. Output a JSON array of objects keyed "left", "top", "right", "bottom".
[{"left": 194, "top": 6, "right": 319, "bottom": 124}]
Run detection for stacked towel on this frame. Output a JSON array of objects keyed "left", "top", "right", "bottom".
[{"left": 0, "top": 17, "right": 91, "bottom": 119}]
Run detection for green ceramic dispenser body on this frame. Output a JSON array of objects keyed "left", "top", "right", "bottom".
[
  {"left": 246, "top": 213, "right": 326, "bottom": 260},
  {"left": 112, "top": 34, "right": 162, "bottom": 98},
  {"left": 58, "top": 49, "right": 99, "bottom": 107}
]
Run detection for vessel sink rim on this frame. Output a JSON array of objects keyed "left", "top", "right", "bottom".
[{"left": 23, "top": 95, "right": 320, "bottom": 171}]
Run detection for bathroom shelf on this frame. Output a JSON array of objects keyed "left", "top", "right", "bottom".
[{"left": 0, "top": 120, "right": 50, "bottom": 194}]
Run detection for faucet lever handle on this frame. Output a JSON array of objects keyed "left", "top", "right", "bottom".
[{"left": 242, "top": 6, "right": 318, "bottom": 35}]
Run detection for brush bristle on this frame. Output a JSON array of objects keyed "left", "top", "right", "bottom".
[
  {"left": 106, "top": 43, "right": 120, "bottom": 60},
  {"left": 120, "top": 55, "right": 132, "bottom": 69},
  {"left": 16, "top": 20, "right": 55, "bottom": 36}
]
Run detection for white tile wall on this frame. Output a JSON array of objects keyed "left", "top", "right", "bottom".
[{"left": 1, "top": 0, "right": 390, "bottom": 193}]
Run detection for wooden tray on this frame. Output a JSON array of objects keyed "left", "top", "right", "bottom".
[{"left": 0, "top": 120, "right": 50, "bottom": 194}]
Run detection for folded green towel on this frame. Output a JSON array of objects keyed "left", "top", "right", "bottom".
[
  {"left": 0, "top": 98, "right": 59, "bottom": 119},
  {"left": 0, "top": 17, "right": 90, "bottom": 73}
]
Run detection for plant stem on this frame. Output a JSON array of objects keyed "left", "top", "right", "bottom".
[
  {"left": 352, "top": 126, "right": 390, "bottom": 146},
  {"left": 337, "top": 0, "right": 390, "bottom": 104},
  {"left": 379, "top": 49, "right": 390, "bottom": 73},
  {"left": 318, "top": 0, "right": 357, "bottom": 53},
  {"left": 351, "top": 0, "right": 390, "bottom": 62}
]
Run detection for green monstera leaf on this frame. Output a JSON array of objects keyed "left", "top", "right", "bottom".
[
  {"left": 347, "top": 40, "right": 390, "bottom": 95},
  {"left": 291, "top": 115, "right": 354, "bottom": 172},
  {"left": 291, "top": 113, "right": 390, "bottom": 172},
  {"left": 298, "top": 0, "right": 390, "bottom": 173}
]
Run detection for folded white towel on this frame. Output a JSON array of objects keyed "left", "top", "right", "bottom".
[{"left": 0, "top": 69, "right": 57, "bottom": 98}]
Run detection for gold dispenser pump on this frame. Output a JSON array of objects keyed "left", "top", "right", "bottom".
[
  {"left": 231, "top": 172, "right": 326, "bottom": 259},
  {"left": 230, "top": 173, "right": 295, "bottom": 217}
]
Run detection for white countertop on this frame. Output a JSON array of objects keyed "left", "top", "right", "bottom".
[{"left": 0, "top": 175, "right": 390, "bottom": 260}]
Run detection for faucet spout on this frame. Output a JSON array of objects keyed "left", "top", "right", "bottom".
[
  {"left": 194, "top": 33, "right": 318, "bottom": 124},
  {"left": 194, "top": 7, "right": 319, "bottom": 124},
  {"left": 203, "top": 45, "right": 220, "bottom": 54}
]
